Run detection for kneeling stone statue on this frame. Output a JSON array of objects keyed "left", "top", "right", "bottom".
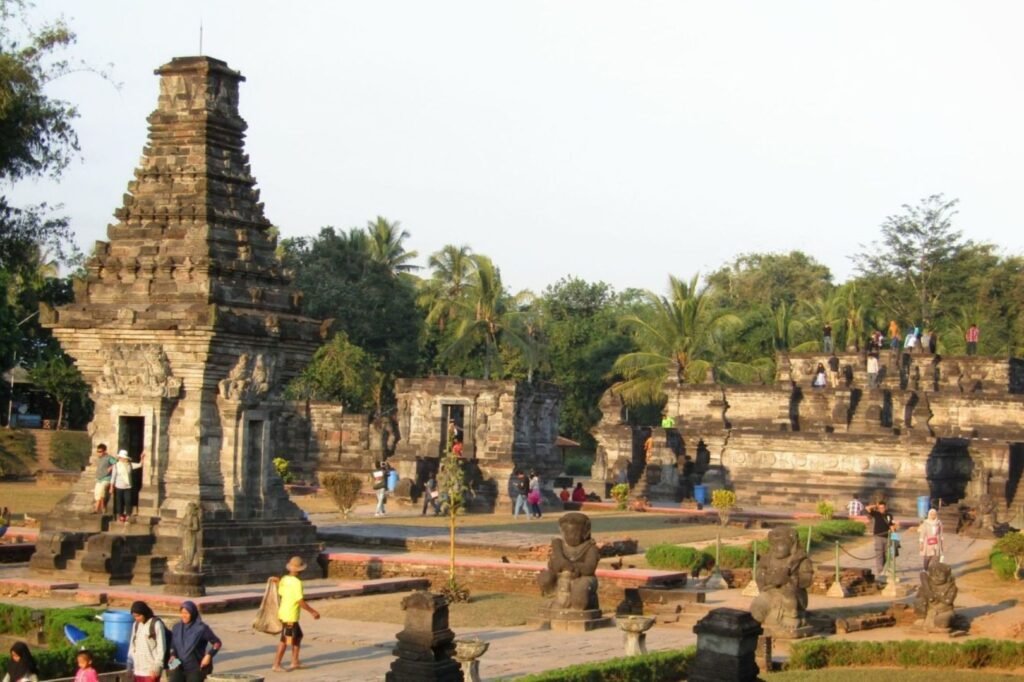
[
  {"left": 750, "top": 526, "right": 814, "bottom": 638},
  {"left": 536, "top": 512, "right": 608, "bottom": 630}
]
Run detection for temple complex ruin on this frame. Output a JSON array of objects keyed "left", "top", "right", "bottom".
[
  {"left": 593, "top": 351, "right": 1024, "bottom": 514},
  {"left": 30, "top": 56, "right": 326, "bottom": 588}
]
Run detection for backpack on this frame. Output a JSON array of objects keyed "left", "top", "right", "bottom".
[{"left": 148, "top": 617, "right": 172, "bottom": 669}]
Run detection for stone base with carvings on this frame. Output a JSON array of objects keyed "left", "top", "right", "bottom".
[
  {"left": 530, "top": 607, "right": 612, "bottom": 632},
  {"left": 164, "top": 569, "right": 206, "bottom": 597}
]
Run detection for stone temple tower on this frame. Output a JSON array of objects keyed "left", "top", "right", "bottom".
[{"left": 30, "top": 57, "right": 326, "bottom": 590}]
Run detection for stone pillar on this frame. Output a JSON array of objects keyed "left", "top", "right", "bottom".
[
  {"left": 385, "top": 591, "right": 463, "bottom": 682},
  {"left": 688, "top": 608, "right": 763, "bottom": 682}
]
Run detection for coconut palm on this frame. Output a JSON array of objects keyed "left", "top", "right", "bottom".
[
  {"left": 440, "top": 254, "right": 533, "bottom": 379},
  {"left": 611, "top": 275, "right": 744, "bottom": 405},
  {"left": 418, "top": 244, "right": 474, "bottom": 332},
  {"left": 365, "top": 216, "right": 419, "bottom": 275}
]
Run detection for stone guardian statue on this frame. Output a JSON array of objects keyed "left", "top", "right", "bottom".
[{"left": 750, "top": 526, "right": 814, "bottom": 638}]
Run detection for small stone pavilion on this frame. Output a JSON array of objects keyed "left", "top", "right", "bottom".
[
  {"left": 389, "top": 377, "right": 562, "bottom": 510},
  {"left": 30, "top": 57, "right": 326, "bottom": 587}
]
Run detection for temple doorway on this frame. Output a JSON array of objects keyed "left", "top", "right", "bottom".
[{"left": 118, "top": 416, "right": 145, "bottom": 511}]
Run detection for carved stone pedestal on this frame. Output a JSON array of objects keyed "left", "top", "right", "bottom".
[
  {"left": 689, "top": 608, "right": 763, "bottom": 682},
  {"left": 453, "top": 638, "right": 489, "bottom": 682},
  {"left": 385, "top": 592, "right": 462, "bottom": 682},
  {"left": 616, "top": 615, "right": 655, "bottom": 656}
]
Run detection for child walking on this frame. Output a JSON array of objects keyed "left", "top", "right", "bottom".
[{"left": 270, "top": 556, "right": 320, "bottom": 672}]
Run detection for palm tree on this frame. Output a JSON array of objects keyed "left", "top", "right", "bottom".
[
  {"left": 365, "top": 216, "right": 419, "bottom": 275},
  {"left": 418, "top": 244, "right": 473, "bottom": 332},
  {"left": 611, "top": 275, "right": 743, "bottom": 404},
  {"left": 769, "top": 301, "right": 816, "bottom": 352},
  {"left": 440, "top": 255, "right": 532, "bottom": 379}
]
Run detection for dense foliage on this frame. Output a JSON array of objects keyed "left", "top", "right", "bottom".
[{"left": 0, "top": 604, "right": 116, "bottom": 676}]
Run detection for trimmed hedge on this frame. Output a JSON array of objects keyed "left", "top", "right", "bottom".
[
  {"left": 788, "top": 638, "right": 1024, "bottom": 671},
  {"left": 0, "top": 604, "right": 116, "bottom": 677},
  {"left": 645, "top": 544, "right": 711, "bottom": 573},
  {"left": 514, "top": 647, "right": 695, "bottom": 681},
  {"left": 49, "top": 430, "right": 92, "bottom": 471}
]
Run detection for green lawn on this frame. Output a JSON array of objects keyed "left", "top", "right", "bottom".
[
  {"left": 0, "top": 481, "right": 71, "bottom": 517},
  {"left": 766, "top": 669, "right": 1021, "bottom": 681}
]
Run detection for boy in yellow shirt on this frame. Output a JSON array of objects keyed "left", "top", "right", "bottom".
[{"left": 270, "top": 556, "right": 320, "bottom": 672}]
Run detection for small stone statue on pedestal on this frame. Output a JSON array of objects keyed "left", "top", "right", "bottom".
[
  {"left": 164, "top": 502, "right": 205, "bottom": 596},
  {"left": 535, "top": 512, "right": 610, "bottom": 631},
  {"left": 914, "top": 561, "right": 957, "bottom": 633},
  {"left": 967, "top": 494, "right": 999, "bottom": 537},
  {"left": 750, "top": 527, "right": 814, "bottom": 638}
]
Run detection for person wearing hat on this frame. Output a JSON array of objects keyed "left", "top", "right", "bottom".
[
  {"left": 109, "top": 449, "right": 142, "bottom": 524},
  {"left": 269, "top": 556, "right": 320, "bottom": 672}
]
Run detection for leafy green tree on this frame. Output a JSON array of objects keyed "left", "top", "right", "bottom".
[
  {"left": 280, "top": 226, "right": 422, "bottom": 387},
  {"left": 365, "top": 216, "right": 419, "bottom": 275},
  {"left": 28, "top": 353, "right": 86, "bottom": 429},
  {"left": 706, "top": 251, "right": 833, "bottom": 310},
  {"left": 611, "top": 275, "right": 745, "bottom": 405},
  {"left": 538, "top": 278, "right": 633, "bottom": 446},
  {"left": 284, "top": 332, "right": 382, "bottom": 412},
  {"left": 853, "top": 194, "right": 968, "bottom": 325}
]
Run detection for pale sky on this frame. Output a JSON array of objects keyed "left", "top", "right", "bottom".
[{"left": 10, "top": 1, "right": 1024, "bottom": 294}]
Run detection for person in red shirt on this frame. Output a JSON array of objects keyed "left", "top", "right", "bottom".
[
  {"left": 571, "top": 483, "right": 587, "bottom": 503},
  {"left": 965, "top": 323, "right": 980, "bottom": 355},
  {"left": 559, "top": 488, "right": 570, "bottom": 502}
]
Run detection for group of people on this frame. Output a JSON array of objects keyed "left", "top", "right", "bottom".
[
  {"left": 848, "top": 495, "right": 946, "bottom": 583},
  {"left": 1, "top": 553, "right": 324, "bottom": 681},
  {"left": 510, "top": 469, "right": 544, "bottom": 519},
  {"left": 93, "top": 443, "right": 144, "bottom": 524},
  {"left": 2, "top": 600, "right": 221, "bottom": 682},
  {"left": 558, "top": 482, "right": 588, "bottom": 504}
]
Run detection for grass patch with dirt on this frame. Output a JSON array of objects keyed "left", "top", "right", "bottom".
[
  {"left": 0, "top": 430, "right": 36, "bottom": 477},
  {"left": 0, "top": 481, "right": 72, "bottom": 517},
  {"left": 316, "top": 591, "right": 541, "bottom": 627},
  {"left": 766, "top": 670, "right": 1020, "bottom": 681}
]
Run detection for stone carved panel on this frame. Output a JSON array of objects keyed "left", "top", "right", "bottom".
[
  {"left": 97, "top": 344, "right": 182, "bottom": 399},
  {"left": 219, "top": 353, "right": 276, "bottom": 403}
]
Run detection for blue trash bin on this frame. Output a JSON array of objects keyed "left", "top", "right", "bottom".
[
  {"left": 387, "top": 469, "right": 399, "bottom": 492},
  {"left": 101, "top": 610, "right": 133, "bottom": 664},
  {"left": 917, "top": 495, "right": 931, "bottom": 519},
  {"left": 694, "top": 485, "right": 708, "bottom": 505}
]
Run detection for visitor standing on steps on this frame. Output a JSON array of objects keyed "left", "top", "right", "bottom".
[
  {"left": 270, "top": 556, "right": 320, "bottom": 673},
  {"left": 866, "top": 500, "right": 895, "bottom": 582},
  {"left": 110, "top": 449, "right": 141, "bottom": 524},
  {"left": 822, "top": 322, "right": 833, "bottom": 353},
  {"left": 93, "top": 443, "right": 115, "bottom": 514},
  {"left": 812, "top": 363, "right": 827, "bottom": 388}
]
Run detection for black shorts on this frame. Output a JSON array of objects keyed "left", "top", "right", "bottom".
[{"left": 281, "top": 621, "right": 303, "bottom": 644}]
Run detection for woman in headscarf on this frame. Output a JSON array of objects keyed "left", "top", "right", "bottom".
[
  {"left": 2, "top": 642, "right": 39, "bottom": 682},
  {"left": 918, "top": 508, "right": 944, "bottom": 571},
  {"left": 168, "top": 601, "right": 221, "bottom": 682},
  {"left": 128, "top": 600, "right": 167, "bottom": 682}
]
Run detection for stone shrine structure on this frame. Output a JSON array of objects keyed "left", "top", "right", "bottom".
[
  {"left": 309, "top": 376, "right": 561, "bottom": 509},
  {"left": 593, "top": 351, "right": 1024, "bottom": 514},
  {"left": 30, "top": 57, "right": 326, "bottom": 588}
]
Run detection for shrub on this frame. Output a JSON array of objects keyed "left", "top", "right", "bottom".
[
  {"left": 0, "top": 429, "right": 36, "bottom": 477},
  {"left": 272, "top": 457, "right": 295, "bottom": 484},
  {"left": 515, "top": 647, "right": 695, "bottom": 682},
  {"left": 563, "top": 452, "right": 593, "bottom": 476},
  {"left": 645, "top": 544, "right": 711, "bottom": 574},
  {"left": 321, "top": 472, "right": 362, "bottom": 518},
  {"left": 815, "top": 519, "right": 867, "bottom": 537},
  {"left": 610, "top": 483, "right": 629, "bottom": 510},
  {"left": 711, "top": 489, "right": 736, "bottom": 524},
  {"left": 787, "top": 638, "right": 1024, "bottom": 671},
  {"left": 993, "top": 532, "right": 1024, "bottom": 580},
  {"left": 49, "top": 431, "right": 91, "bottom": 471},
  {"left": 0, "top": 605, "right": 115, "bottom": 677},
  {"left": 717, "top": 544, "right": 753, "bottom": 569},
  {"left": 817, "top": 500, "right": 835, "bottom": 520},
  {"left": 990, "top": 551, "right": 1017, "bottom": 580}
]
